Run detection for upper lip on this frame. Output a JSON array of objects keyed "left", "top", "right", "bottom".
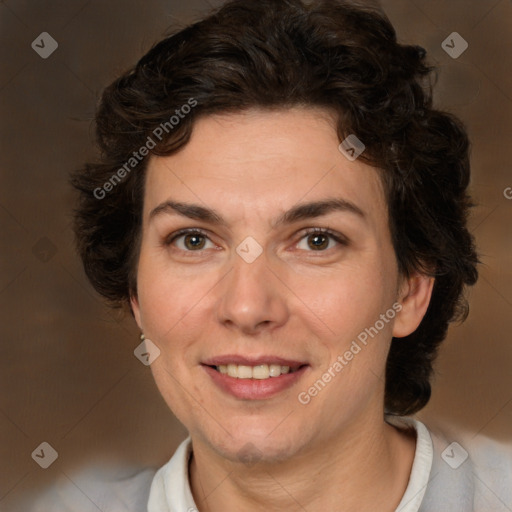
[{"left": 202, "top": 355, "right": 308, "bottom": 369}]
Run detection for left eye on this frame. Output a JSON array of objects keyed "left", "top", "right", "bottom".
[{"left": 296, "top": 230, "right": 344, "bottom": 251}]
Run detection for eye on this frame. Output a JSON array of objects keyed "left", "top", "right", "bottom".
[
  {"left": 166, "top": 229, "right": 215, "bottom": 251},
  {"left": 296, "top": 228, "right": 347, "bottom": 252}
]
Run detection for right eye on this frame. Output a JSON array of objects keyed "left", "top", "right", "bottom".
[{"left": 165, "top": 229, "right": 216, "bottom": 252}]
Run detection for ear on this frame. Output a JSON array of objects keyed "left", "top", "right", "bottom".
[
  {"left": 392, "top": 273, "right": 434, "bottom": 338},
  {"left": 130, "top": 293, "right": 143, "bottom": 331}
]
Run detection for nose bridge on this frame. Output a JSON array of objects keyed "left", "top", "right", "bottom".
[{"left": 217, "top": 244, "right": 289, "bottom": 332}]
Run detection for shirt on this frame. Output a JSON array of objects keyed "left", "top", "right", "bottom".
[{"left": 24, "top": 417, "right": 512, "bottom": 511}]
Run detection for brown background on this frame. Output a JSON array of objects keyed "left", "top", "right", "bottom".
[{"left": 1, "top": 0, "right": 511, "bottom": 509}]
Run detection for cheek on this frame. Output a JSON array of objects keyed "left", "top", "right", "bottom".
[
  {"left": 149, "top": 360, "right": 209, "bottom": 432},
  {"left": 295, "top": 262, "right": 393, "bottom": 332},
  {"left": 294, "top": 259, "right": 398, "bottom": 386},
  {"left": 137, "top": 266, "right": 213, "bottom": 418},
  {"left": 136, "top": 252, "right": 214, "bottom": 338}
]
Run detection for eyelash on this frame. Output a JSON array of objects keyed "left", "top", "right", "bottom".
[{"left": 164, "top": 227, "right": 348, "bottom": 253}]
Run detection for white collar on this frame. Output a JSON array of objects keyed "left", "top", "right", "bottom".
[
  {"left": 388, "top": 416, "right": 434, "bottom": 511},
  {"left": 147, "top": 417, "right": 434, "bottom": 512}
]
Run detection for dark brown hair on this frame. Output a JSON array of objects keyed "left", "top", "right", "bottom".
[{"left": 72, "top": 0, "right": 479, "bottom": 416}]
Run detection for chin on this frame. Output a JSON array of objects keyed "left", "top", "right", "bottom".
[
  {"left": 218, "top": 436, "right": 297, "bottom": 465},
  {"left": 196, "top": 418, "right": 302, "bottom": 465}
]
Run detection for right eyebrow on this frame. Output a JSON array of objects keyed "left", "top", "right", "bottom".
[{"left": 149, "top": 200, "right": 227, "bottom": 226}]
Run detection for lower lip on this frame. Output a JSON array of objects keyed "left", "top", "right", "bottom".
[{"left": 202, "top": 365, "right": 309, "bottom": 400}]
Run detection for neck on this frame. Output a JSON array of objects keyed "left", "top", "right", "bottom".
[{"left": 189, "top": 415, "right": 416, "bottom": 512}]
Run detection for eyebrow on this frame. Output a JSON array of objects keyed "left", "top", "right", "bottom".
[{"left": 149, "top": 198, "right": 366, "bottom": 228}]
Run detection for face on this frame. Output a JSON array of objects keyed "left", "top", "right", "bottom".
[{"left": 131, "top": 108, "right": 423, "bottom": 464}]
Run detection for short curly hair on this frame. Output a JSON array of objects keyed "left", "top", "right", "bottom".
[{"left": 72, "top": 0, "right": 479, "bottom": 416}]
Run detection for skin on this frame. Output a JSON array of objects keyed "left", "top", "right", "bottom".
[{"left": 131, "top": 107, "right": 434, "bottom": 511}]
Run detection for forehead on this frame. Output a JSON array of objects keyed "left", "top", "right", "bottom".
[{"left": 143, "top": 108, "right": 387, "bottom": 225}]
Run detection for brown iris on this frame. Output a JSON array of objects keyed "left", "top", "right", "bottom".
[
  {"left": 307, "top": 233, "right": 329, "bottom": 250},
  {"left": 184, "top": 233, "right": 206, "bottom": 250}
]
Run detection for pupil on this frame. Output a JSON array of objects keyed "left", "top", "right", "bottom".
[
  {"left": 309, "top": 234, "right": 328, "bottom": 250},
  {"left": 185, "top": 234, "right": 205, "bottom": 250}
]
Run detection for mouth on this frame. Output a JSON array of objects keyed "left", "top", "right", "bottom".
[
  {"left": 201, "top": 356, "right": 309, "bottom": 400},
  {"left": 210, "top": 363, "right": 304, "bottom": 379}
]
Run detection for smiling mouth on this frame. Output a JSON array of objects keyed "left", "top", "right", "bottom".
[{"left": 210, "top": 363, "right": 305, "bottom": 379}]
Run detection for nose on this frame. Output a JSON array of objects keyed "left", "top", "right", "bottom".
[{"left": 216, "top": 249, "right": 290, "bottom": 335}]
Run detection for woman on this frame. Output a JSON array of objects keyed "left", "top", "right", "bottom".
[{"left": 32, "top": 0, "right": 512, "bottom": 510}]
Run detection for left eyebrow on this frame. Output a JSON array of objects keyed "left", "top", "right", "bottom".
[
  {"left": 271, "top": 198, "right": 366, "bottom": 229},
  {"left": 148, "top": 198, "right": 366, "bottom": 227}
]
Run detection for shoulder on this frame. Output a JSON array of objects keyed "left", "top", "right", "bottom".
[
  {"left": 421, "top": 419, "right": 512, "bottom": 511},
  {"left": 23, "top": 463, "right": 157, "bottom": 512}
]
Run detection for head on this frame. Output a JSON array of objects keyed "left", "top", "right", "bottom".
[{"left": 73, "top": 0, "right": 478, "bottom": 462}]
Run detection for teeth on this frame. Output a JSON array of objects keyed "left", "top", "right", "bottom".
[
  {"left": 227, "top": 364, "right": 238, "bottom": 377},
  {"left": 252, "top": 364, "right": 269, "bottom": 379},
  {"left": 215, "top": 363, "right": 298, "bottom": 379},
  {"left": 269, "top": 364, "right": 281, "bottom": 377},
  {"left": 237, "top": 365, "right": 253, "bottom": 379}
]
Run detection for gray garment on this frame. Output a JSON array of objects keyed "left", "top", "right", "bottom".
[
  {"left": 23, "top": 418, "right": 512, "bottom": 511},
  {"left": 21, "top": 465, "right": 156, "bottom": 512},
  {"left": 419, "top": 422, "right": 512, "bottom": 511}
]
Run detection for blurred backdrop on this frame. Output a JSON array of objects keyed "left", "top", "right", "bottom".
[{"left": 1, "top": 0, "right": 511, "bottom": 509}]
